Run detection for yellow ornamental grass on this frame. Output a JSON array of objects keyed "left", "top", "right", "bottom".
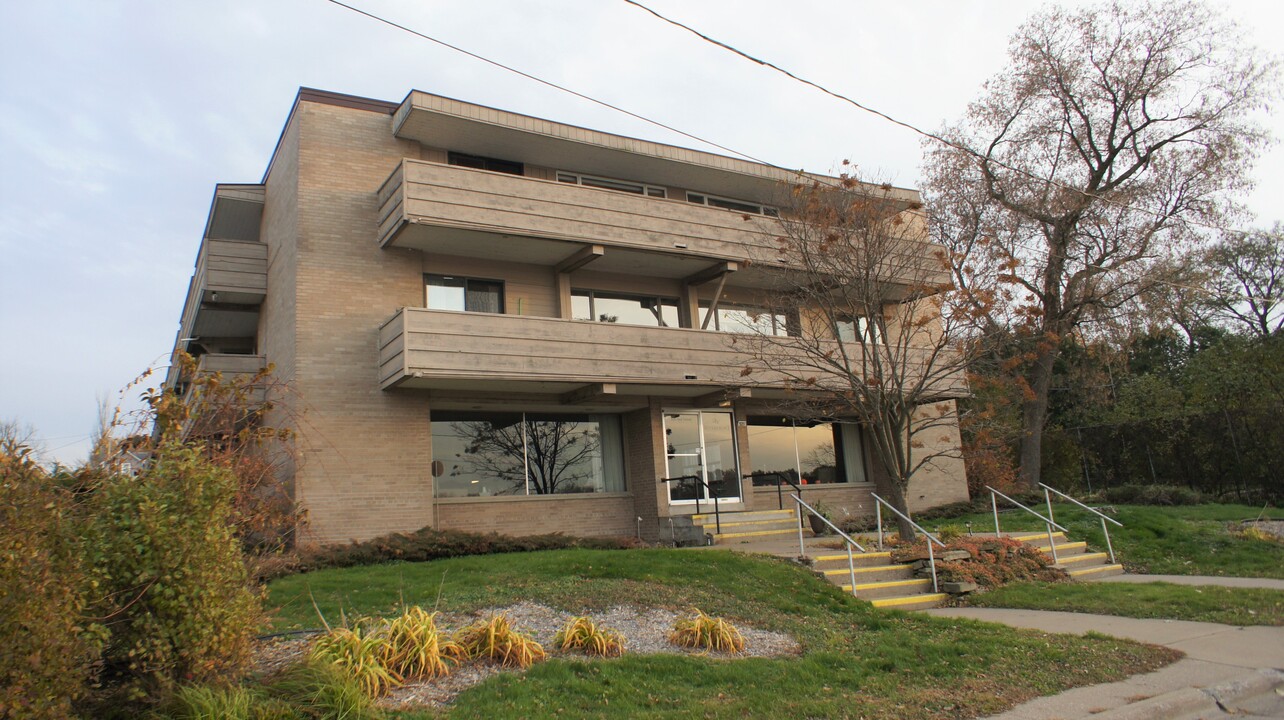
[
  {"left": 380, "top": 607, "right": 464, "bottom": 680},
  {"left": 554, "top": 616, "right": 625, "bottom": 657},
  {"left": 309, "top": 625, "right": 401, "bottom": 697},
  {"left": 669, "top": 609, "right": 745, "bottom": 654},
  {"left": 453, "top": 614, "right": 546, "bottom": 668}
]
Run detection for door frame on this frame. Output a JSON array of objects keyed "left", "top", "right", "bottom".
[{"left": 662, "top": 409, "right": 741, "bottom": 506}]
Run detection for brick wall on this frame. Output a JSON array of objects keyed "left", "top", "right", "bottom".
[{"left": 437, "top": 494, "right": 637, "bottom": 538}]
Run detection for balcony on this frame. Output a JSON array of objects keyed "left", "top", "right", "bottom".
[
  {"left": 376, "top": 160, "right": 947, "bottom": 288},
  {"left": 377, "top": 159, "right": 784, "bottom": 283},
  {"left": 178, "top": 353, "right": 268, "bottom": 406},
  {"left": 378, "top": 308, "right": 966, "bottom": 401}
]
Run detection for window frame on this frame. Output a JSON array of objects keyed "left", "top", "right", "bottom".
[
  {"left": 425, "top": 274, "right": 506, "bottom": 314},
  {"left": 686, "top": 192, "right": 779, "bottom": 217},
  {"left": 699, "top": 301, "right": 796, "bottom": 337},
  {"left": 556, "top": 171, "right": 667, "bottom": 198},
  {"left": 447, "top": 151, "right": 524, "bottom": 176},
  {"left": 572, "top": 289, "right": 682, "bottom": 328}
]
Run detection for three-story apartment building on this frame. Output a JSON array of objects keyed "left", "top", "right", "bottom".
[{"left": 169, "top": 88, "right": 968, "bottom": 545}]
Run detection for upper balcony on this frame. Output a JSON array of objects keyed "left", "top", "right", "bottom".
[
  {"left": 376, "top": 159, "right": 947, "bottom": 289},
  {"left": 378, "top": 308, "right": 967, "bottom": 402},
  {"left": 377, "top": 159, "right": 791, "bottom": 284},
  {"left": 177, "top": 237, "right": 267, "bottom": 341}
]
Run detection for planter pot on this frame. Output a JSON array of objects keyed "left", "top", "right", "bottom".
[{"left": 808, "top": 514, "right": 830, "bottom": 535}]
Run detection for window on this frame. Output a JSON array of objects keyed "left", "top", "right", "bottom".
[
  {"left": 572, "top": 290, "right": 680, "bottom": 327},
  {"left": 699, "top": 302, "right": 792, "bottom": 336},
  {"left": 836, "top": 315, "right": 883, "bottom": 344},
  {"left": 744, "top": 417, "right": 867, "bottom": 486},
  {"left": 431, "top": 411, "right": 626, "bottom": 498},
  {"left": 686, "top": 192, "right": 779, "bottom": 217},
  {"left": 556, "top": 172, "right": 666, "bottom": 198},
  {"left": 447, "top": 151, "right": 524, "bottom": 176},
  {"left": 426, "top": 275, "right": 504, "bottom": 313}
]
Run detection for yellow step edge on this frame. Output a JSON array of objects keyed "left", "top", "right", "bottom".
[
  {"left": 1037, "top": 541, "right": 1086, "bottom": 553},
  {"left": 823, "top": 565, "right": 911, "bottom": 577},
  {"left": 870, "top": 593, "right": 949, "bottom": 608},
  {"left": 1056, "top": 552, "right": 1108, "bottom": 566},
  {"left": 690, "top": 511, "right": 794, "bottom": 522},
  {"left": 814, "top": 551, "right": 891, "bottom": 562},
  {"left": 853, "top": 578, "right": 931, "bottom": 592},
  {"left": 698, "top": 519, "right": 799, "bottom": 529},
  {"left": 1009, "top": 531, "right": 1066, "bottom": 541},
  {"left": 1068, "top": 563, "right": 1124, "bottom": 578},
  {"left": 712, "top": 528, "right": 798, "bottom": 540}
]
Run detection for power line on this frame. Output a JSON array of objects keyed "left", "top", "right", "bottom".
[{"left": 620, "top": 0, "right": 1261, "bottom": 240}]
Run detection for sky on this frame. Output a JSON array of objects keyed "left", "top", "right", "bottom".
[{"left": 2, "top": 1, "right": 1281, "bottom": 466}]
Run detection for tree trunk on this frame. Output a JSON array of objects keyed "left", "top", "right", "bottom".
[
  {"left": 1017, "top": 342, "right": 1058, "bottom": 492},
  {"left": 865, "top": 458, "right": 918, "bottom": 539}
]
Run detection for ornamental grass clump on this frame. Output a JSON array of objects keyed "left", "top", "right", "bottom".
[
  {"left": 668, "top": 609, "right": 745, "bottom": 654},
  {"left": 553, "top": 616, "right": 625, "bottom": 657},
  {"left": 309, "top": 625, "right": 401, "bottom": 697},
  {"left": 380, "top": 607, "right": 464, "bottom": 679},
  {"left": 453, "top": 614, "right": 546, "bottom": 668}
]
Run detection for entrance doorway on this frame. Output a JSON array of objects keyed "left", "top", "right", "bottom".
[{"left": 663, "top": 411, "right": 740, "bottom": 504}]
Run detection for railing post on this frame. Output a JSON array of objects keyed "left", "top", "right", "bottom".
[
  {"left": 777, "top": 480, "right": 783, "bottom": 511},
  {"left": 1045, "top": 522, "right": 1059, "bottom": 565},
  {"left": 991, "top": 491, "right": 1002, "bottom": 538},
  {"left": 797, "top": 506, "right": 805, "bottom": 556},
  {"left": 1044, "top": 486, "right": 1055, "bottom": 528},
  {"left": 846, "top": 543, "right": 857, "bottom": 597},
  {"left": 876, "top": 502, "right": 884, "bottom": 550},
  {"left": 1102, "top": 517, "right": 1116, "bottom": 564},
  {"left": 926, "top": 536, "right": 939, "bottom": 594},
  {"left": 713, "top": 492, "right": 721, "bottom": 535}
]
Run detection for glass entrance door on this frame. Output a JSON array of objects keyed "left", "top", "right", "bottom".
[{"left": 663, "top": 411, "right": 740, "bottom": 504}]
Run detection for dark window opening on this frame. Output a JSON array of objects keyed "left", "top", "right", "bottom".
[{"left": 448, "top": 151, "right": 524, "bottom": 176}]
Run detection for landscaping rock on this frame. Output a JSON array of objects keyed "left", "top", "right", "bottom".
[{"left": 942, "top": 581, "right": 978, "bottom": 594}]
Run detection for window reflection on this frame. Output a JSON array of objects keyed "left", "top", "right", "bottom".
[{"left": 745, "top": 417, "right": 865, "bottom": 486}]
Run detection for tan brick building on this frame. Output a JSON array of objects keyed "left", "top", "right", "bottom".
[{"left": 169, "top": 88, "right": 968, "bottom": 545}]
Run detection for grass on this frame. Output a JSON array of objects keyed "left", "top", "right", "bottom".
[
  {"left": 969, "top": 581, "right": 1284, "bottom": 626},
  {"left": 267, "top": 548, "right": 1179, "bottom": 719},
  {"left": 936, "top": 503, "right": 1282, "bottom": 578}
]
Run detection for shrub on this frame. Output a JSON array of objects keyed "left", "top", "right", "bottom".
[
  {"left": 309, "top": 626, "right": 400, "bottom": 697},
  {"left": 668, "top": 609, "right": 745, "bottom": 654},
  {"left": 157, "top": 684, "right": 299, "bottom": 720},
  {"left": 260, "top": 527, "right": 642, "bottom": 582},
  {"left": 0, "top": 441, "right": 100, "bottom": 719},
  {"left": 379, "top": 607, "right": 462, "bottom": 680},
  {"left": 86, "top": 439, "right": 260, "bottom": 698},
  {"left": 453, "top": 615, "right": 546, "bottom": 668},
  {"left": 553, "top": 616, "right": 625, "bottom": 657},
  {"left": 1097, "top": 484, "right": 1208, "bottom": 506},
  {"left": 896, "top": 536, "right": 1066, "bottom": 589},
  {"left": 264, "top": 662, "right": 382, "bottom": 720}
]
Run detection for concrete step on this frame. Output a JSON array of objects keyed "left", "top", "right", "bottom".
[
  {"left": 699, "top": 518, "right": 800, "bottom": 532},
  {"left": 844, "top": 577, "right": 933, "bottom": 599},
  {"left": 812, "top": 551, "right": 894, "bottom": 570},
  {"left": 1055, "top": 552, "right": 1110, "bottom": 567},
  {"left": 690, "top": 509, "right": 795, "bottom": 524},
  {"left": 1068, "top": 563, "right": 1125, "bottom": 579},
  {"left": 821, "top": 564, "right": 916, "bottom": 584},
  {"left": 711, "top": 527, "right": 799, "bottom": 542},
  {"left": 1036, "top": 540, "right": 1088, "bottom": 556},
  {"left": 1009, "top": 531, "right": 1067, "bottom": 547},
  {"left": 870, "top": 593, "right": 949, "bottom": 610}
]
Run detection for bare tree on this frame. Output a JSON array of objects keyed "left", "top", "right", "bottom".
[
  {"left": 738, "top": 178, "right": 978, "bottom": 536},
  {"left": 922, "top": 0, "right": 1277, "bottom": 489},
  {"left": 1204, "top": 225, "right": 1284, "bottom": 337},
  {"left": 451, "top": 417, "right": 602, "bottom": 495}
]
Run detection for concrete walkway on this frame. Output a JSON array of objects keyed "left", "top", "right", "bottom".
[
  {"left": 925, "top": 608, "right": 1284, "bottom": 719},
  {"left": 1098, "top": 573, "right": 1284, "bottom": 591}
]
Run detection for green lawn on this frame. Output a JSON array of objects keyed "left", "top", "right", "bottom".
[
  {"left": 969, "top": 581, "right": 1284, "bottom": 626},
  {"left": 267, "top": 549, "right": 1179, "bottom": 719},
  {"left": 931, "top": 503, "right": 1282, "bottom": 578}
]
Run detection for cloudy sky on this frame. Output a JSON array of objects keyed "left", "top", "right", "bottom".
[{"left": 2, "top": 0, "right": 1281, "bottom": 466}]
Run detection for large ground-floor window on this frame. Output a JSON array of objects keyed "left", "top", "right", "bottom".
[
  {"left": 431, "top": 411, "right": 625, "bottom": 498},
  {"left": 744, "top": 417, "right": 868, "bottom": 486}
]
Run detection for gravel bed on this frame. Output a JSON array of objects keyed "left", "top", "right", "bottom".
[
  {"left": 1243, "top": 519, "right": 1284, "bottom": 539},
  {"left": 252, "top": 602, "right": 800, "bottom": 711}
]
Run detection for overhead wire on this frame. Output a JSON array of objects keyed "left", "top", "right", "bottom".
[{"left": 322, "top": 0, "right": 1242, "bottom": 301}]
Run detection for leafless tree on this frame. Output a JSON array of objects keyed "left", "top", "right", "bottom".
[
  {"left": 737, "top": 178, "right": 979, "bottom": 537},
  {"left": 451, "top": 418, "right": 602, "bottom": 495},
  {"left": 922, "top": 0, "right": 1278, "bottom": 489},
  {"left": 1204, "top": 225, "right": 1284, "bottom": 337}
]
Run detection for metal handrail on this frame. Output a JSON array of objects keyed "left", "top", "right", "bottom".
[
  {"left": 660, "top": 475, "right": 723, "bottom": 534},
  {"left": 986, "top": 485, "right": 1067, "bottom": 565},
  {"left": 870, "top": 493, "right": 944, "bottom": 594},
  {"left": 746, "top": 472, "right": 805, "bottom": 529},
  {"left": 791, "top": 494, "right": 865, "bottom": 598},
  {"left": 1040, "top": 483, "right": 1123, "bottom": 564}
]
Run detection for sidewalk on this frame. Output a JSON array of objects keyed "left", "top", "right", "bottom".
[
  {"left": 1098, "top": 573, "right": 1284, "bottom": 591},
  {"left": 925, "top": 608, "right": 1284, "bottom": 719}
]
